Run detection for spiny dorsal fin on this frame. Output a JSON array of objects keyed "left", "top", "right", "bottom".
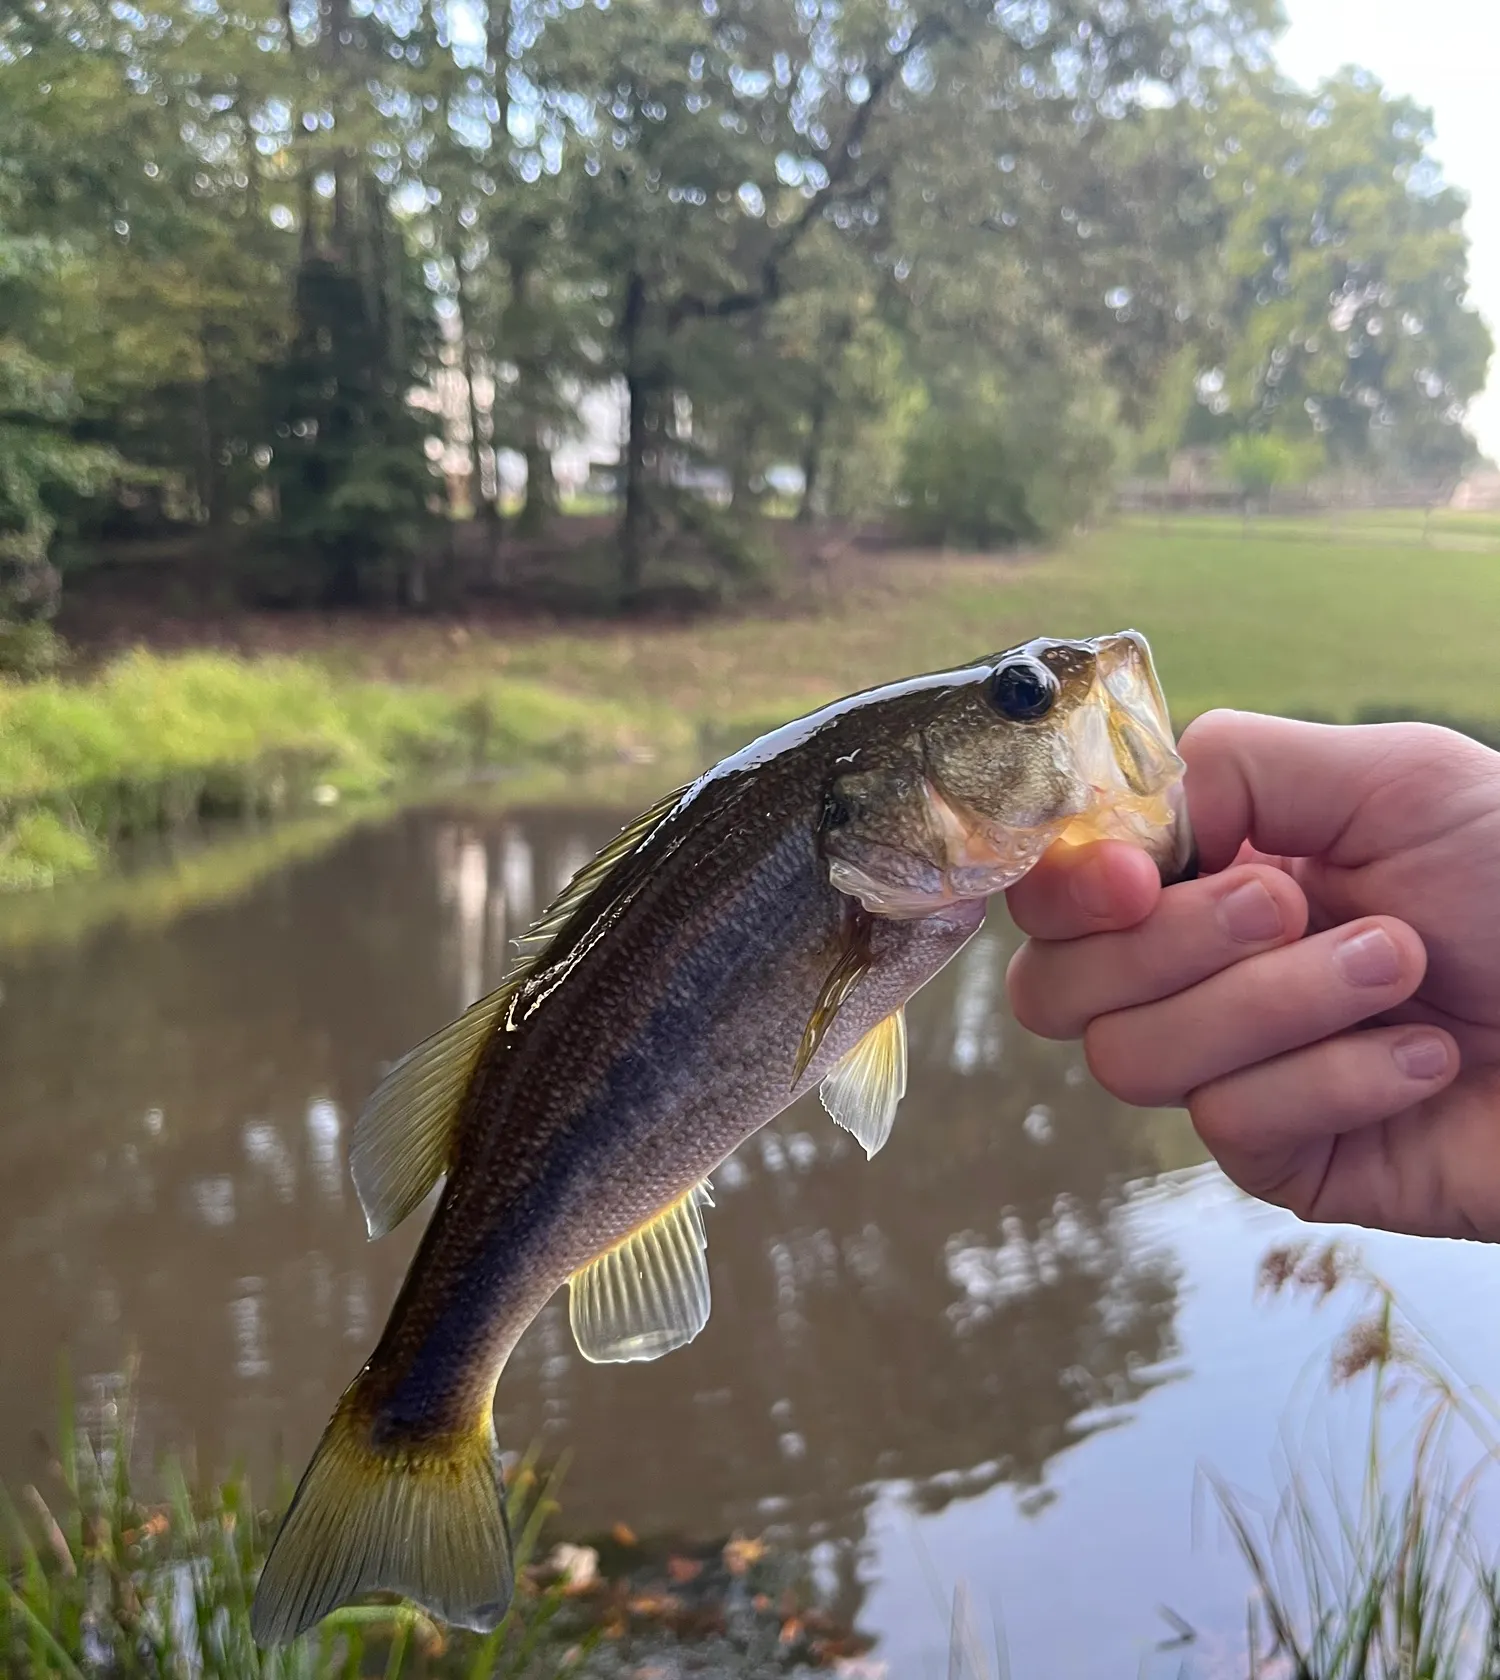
[
  {"left": 819, "top": 1007, "right": 907, "bottom": 1158},
  {"left": 351, "top": 782, "right": 692, "bottom": 1240},
  {"left": 513, "top": 781, "right": 693, "bottom": 964},
  {"left": 568, "top": 1181, "right": 713, "bottom": 1363}
]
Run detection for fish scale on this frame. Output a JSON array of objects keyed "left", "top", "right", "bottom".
[{"left": 251, "top": 630, "right": 1194, "bottom": 1647}]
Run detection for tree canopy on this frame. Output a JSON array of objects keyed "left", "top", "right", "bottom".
[{"left": 0, "top": 0, "right": 1490, "bottom": 652}]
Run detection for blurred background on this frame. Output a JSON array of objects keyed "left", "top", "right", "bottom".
[{"left": 3, "top": 0, "right": 1500, "bottom": 1674}]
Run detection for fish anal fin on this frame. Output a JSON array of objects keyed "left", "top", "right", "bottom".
[
  {"left": 250, "top": 1382, "right": 512, "bottom": 1646},
  {"left": 350, "top": 985, "right": 514, "bottom": 1240},
  {"left": 569, "top": 1182, "right": 713, "bottom": 1364},
  {"left": 819, "top": 1007, "right": 907, "bottom": 1159}
]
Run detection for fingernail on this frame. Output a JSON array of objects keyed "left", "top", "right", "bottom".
[
  {"left": 1069, "top": 853, "right": 1115, "bottom": 919},
  {"left": 1334, "top": 927, "right": 1401, "bottom": 988},
  {"left": 1218, "top": 879, "right": 1282, "bottom": 944},
  {"left": 1393, "top": 1032, "right": 1449, "bottom": 1080}
]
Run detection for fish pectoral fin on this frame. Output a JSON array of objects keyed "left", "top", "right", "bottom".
[
  {"left": 569, "top": 1182, "right": 714, "bottom": 1364},
  {"left": 350, "top": 982, "right": 515, "bottom": 1240},
  {"left": 793, "top": 929, "right": 873, "bottom": 1085},
  {"left": 819, "top": 1007, "right": 907, "bottom": 1159}
]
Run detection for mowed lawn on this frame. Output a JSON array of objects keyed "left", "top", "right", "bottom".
[{"left": 310, "top": 514, "right": 1500, "bottom": 735}]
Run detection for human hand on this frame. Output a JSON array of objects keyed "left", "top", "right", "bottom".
[{"left": 1005, "top": 711, "right": 1500, "bottom": 1239}]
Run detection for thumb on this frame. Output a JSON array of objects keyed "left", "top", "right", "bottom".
[{"left": 1180, "top": 711, "right": 1434, "bottom": 872}]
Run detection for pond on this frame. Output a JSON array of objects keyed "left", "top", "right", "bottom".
[{"left": 3, "top": 796, "right": 1499, "bottom": 1678}]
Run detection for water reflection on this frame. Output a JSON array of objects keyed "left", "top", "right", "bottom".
[{"left": 0, "top": 800, "right": 1194, "bottom": 1640}]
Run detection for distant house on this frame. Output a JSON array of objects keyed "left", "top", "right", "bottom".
[{"left": 1451, "top": 469, "right": 1500, "bottom": 512}]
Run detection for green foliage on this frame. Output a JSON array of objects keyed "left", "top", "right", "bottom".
[
  {"left": 0, "top": 1377, "right": 580, "bottom": 1678},
  {"left": 0, "top": 651, "right": 666, "bottom": 887},
  {"left": 0, "top": 253, "right": 121, "bottom": 672},
  {"left": 0, "top": 809, "right": 98, "bottom": 890},
  {"left": 1222, "top": 433, "right": 1324, "bottom": 500},
  {"left": 898, "top": 374, "right": 1118, "bottom": 548},
  {"left": 0, "top": 0, "right": 1483, "bottom": 607},
  {"left": 1147, "top": 72, "right": 1493, "bottom": 474}
]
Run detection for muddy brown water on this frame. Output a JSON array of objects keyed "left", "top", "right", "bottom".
[{"left": 4, "top": 798, "right": 1499, "bottom": 1678}]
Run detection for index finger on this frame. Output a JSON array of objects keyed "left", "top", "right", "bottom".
[{"left": 1005, "top": 838, "right": 1162, "bottom": 941}]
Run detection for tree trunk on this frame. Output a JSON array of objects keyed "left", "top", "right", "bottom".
[
  {"left": 729, "top": 420, "right": 757, "bottom": 511},
  {"left": 196, "top": 374, "right": 229, "bottom": 530},
  {"left": 512, "top": 256, "right": 558, "bottom": 537},
  {"left": 619, "top": 270, "right": 650, "bottom": 596},
  {"left": 487, "top": 0, "right": 510, "bottom": 145},
  {"left": 797, "top": 389, "right": 829, "bottom": 523},
  {"left": 454, "top": 255, "right": 498, "bottom": 539},
  {"left": 518, "top": 430, "right": 557, "bottom": 535}
]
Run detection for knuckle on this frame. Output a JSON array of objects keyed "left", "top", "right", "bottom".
[
  {"left": 1083, "top": 1016, "right": 1167, "bottom": 1106},
  {"left": 1007, "top": 965, "right": 1077, "bottom": 1041},
  {"left": 1187, "top": 1079, "right": 1244, "bottom": 1151},
  {"left": 1178, "top": 709, "right": 1239, "bottom": 759}
]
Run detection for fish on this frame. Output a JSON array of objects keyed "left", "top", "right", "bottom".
[{"left": 249, "top": 628, "right": 1194, "bottom": 1645}]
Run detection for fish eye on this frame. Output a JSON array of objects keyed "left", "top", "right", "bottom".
[{"left": 989, "top": 658, "right": 1058, "bottom": 722}]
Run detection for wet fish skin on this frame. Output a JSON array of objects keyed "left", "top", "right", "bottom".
[{"left": 250, "top": 630, "right": 1190, "bottom": 1647}]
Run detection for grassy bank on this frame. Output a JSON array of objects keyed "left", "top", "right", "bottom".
[
  {"left": 16, "top": 514, "right": 1500, "bottom": 892},
  {"left": 0, "top": 652, "right": 686, "bottom": 890},
  {"left": 2, "top": 1382, "right": 859, "bottom": 1679},
  {"left": 155, "top": 515, "right": 1500, "bottom": 739}
]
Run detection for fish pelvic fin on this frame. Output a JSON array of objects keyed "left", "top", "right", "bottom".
[
  {"left": 819, "top": 1006, "right": 907, "bottom": 1158},
  {"left": 250, "top": 1379, "right": 512, "bottom": 1647}
]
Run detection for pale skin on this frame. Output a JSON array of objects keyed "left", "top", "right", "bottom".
[{"left": 1004, "top": 710, "right": 1500, "bottom": 1241}]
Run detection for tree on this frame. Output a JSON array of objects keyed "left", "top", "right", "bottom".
[
  {"left": 1154, "top": 71, "right": 1493, "bottom": 474},
  {"left": 1222, "top": 432, "right": 1321, "bottom": 527}
]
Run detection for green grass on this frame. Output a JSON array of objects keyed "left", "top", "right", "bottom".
[
  {"left": 1204, "top": 1243, "right": 1500, "bottom": 1680},
  {"left": 1, "top": 1376, "right": 585, "bottom": 1679},
  {"left": 300, "top": 517, "right": 1500, "bottom": 737},
  {"left": 16, "top": 513, "right": 1500, "bottom": 893},
  {"left": 0, "top": 760, "right": 689, "bottom": 956},
  {"left": 0, "top": 650, "right": 687, "bottom": 890}
]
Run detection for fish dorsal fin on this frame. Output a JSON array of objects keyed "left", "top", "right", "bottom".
[
  {"left": 569, "top": 1182, "right": 713, "bottom": 1363},
  {"left": 513, "top": 782, "right": 693, "bottom": 965},
  {"left": 351, "top": 984, "right": 515, "bottom": 1239},
  {"left": 819, "top": 1007, "right": 907, "bottom": 1158},
  {"left": 350, "top": 784, "right": 692, "bottom": 1240}
]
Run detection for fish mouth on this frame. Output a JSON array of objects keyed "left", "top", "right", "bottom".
[
  {"left": 934, "top": 629, "right": 1194, "bottom": 894},
  {"left": 826, "top": 631, "right": 1195, "bottom": 920},
  {"left": 1055, "top": 630, "right": 1195, "bottom": 885}
]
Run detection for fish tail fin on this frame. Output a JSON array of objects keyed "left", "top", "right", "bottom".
[{"left": 250, "top": 1374, "right": 512, "bottom": 1647}]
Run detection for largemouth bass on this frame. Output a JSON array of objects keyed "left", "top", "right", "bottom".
[{"left": 251, "top": 630, "right": 1194, "bottom": 1644}]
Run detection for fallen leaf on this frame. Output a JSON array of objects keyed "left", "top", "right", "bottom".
[
  {"left": 723, "top": 1533, "right": 767, "bottom": 1575},
  {"left": 626, "top": 1593, "right": 681, "bottom": 1618},
  {"left": 666, "top": 1554, "right": 703, "bottom": 1584},
  {"left": 546, "top": 1542, "right": 600, "bottom": 1593}
]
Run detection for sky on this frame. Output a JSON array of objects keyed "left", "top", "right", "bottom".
[{"left": 1274, "top": 0, "right": 1499, "bottom": 464}]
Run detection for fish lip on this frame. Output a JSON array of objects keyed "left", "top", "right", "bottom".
[
  {"left": 1058, "top": 630, "right": 1195, "bottom": 880},
  {"left": 1159, "top": 778, "right": 1198, "bottom": 885}
]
